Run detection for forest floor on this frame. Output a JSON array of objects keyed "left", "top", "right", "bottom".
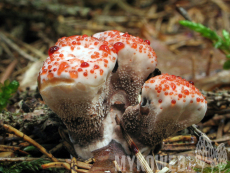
[{"left": 0, "top": 0, "right": 230, "bottom": 172}]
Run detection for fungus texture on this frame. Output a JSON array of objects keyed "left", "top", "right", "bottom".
[
  {"left": 38, "top": 31, "right": 207, "bottom": 161},
  {"left": 122, "top": 74, "right": 207, "bottom": 155},
  {"left": 38, "top": 35, "right": 117, "bottom": 159},
  {"left": 93, "top": 30, "right": 157, "bottom": 105}
]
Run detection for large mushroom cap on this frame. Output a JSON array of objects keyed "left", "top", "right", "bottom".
[
  {"left": 142, "top": 74, "right": 207, "bottom": 128},
  {"left": 39, "top": 35, "right": 117, "bottom": 92},
  {"left": 93, "top": 30, "right": 157, "bottom": 79}
]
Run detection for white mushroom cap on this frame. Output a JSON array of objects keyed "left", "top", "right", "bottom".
[
  {"left": 122, "top": 74, "right": 207, "bottom": 153},
  {"left": 93, "top": 30, "right": 157, "bottom": 80},
  {"left": 142, "top": 74, "right": 207, "bottom": 129},
  {"left": 93, "top": 30, "right": 157, "bottom": 105}
]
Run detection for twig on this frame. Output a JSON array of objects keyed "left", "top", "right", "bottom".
[
  {"left": 113, "top": 160, "right": 123, "bottom": 173},
  {"left": 84, "top": 158, "right": 95, "bottom": 164},
  {"left": 0, "top": 145, "right": 20, "bottom": 152},
  {"left": 163, "top": 135, "right": 197, "bottom": 143},
  {"left": 0, "top": 32, "right": 37, "bottom": 61},
  {"left": 0, "top": 41, "right": 15, "bottom": 58},
  {"left": 114, "top": 0, "right": 146, "bottom": 16},
  {"left": 41, "top": 162, "right": 89, "bottom": 172},
  {"left": 2, "top": 0, "right": 91, "bottom": 17},
  {"left": 205, "top": 51, "right": 213, "bottom": 76},
  {"left": 41, "top": 162, "right": 70, "bottom": 170},
  {"left": 4, "top": 32, "right": 47, "bottom": 60},
  {"left": 3, "top": 124, "right": 59, "bottom": 162},
  {"left": 191, "top": 56, "right": 196, "bottom": 80},
  {"left": 188, "top": 125, "right": 212, "bottom": 143},
  {"left": 40, "top": 143, "right": 63, "bottom": 158},
  {"left": 0, "top": 59, "right": 18, "bottom": 83},
  {"left": 71, "top": 157, "right": 78, "bottom": 173},
  {"left": 0, "top": 157, "right": 67, "bottom": 162},
  {"left": 217, "top": 119, "right": 225, "bottom": 139},
  {"left": 65, "top": 159, "right": 93, "bottom": 170},
  {"left": 176, "top": 5, "right": 192, "bottom": 21},
  {"left": 115, "top": 115, "right": 153, "bottom": 173}
]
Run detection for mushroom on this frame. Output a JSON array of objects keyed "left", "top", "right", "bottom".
[
  {"left": 93, "top": 30, "right": 157, "bottom": 105},
  {"left": 122, "top": 74, "right": 207, "bottom": 155},
  {"left": 38, "top": 35, "right": 117, "bottom": 159}
]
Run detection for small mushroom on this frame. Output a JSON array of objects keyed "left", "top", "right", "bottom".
[
  {"left": 38, "top": 35, "right": 117, "bottom": 159},
  {"left": 122, "top": 74, "right": 207, "bottom": 155},
  {"left": 93, "top": 30, "right": 157, "bottom": 105}
]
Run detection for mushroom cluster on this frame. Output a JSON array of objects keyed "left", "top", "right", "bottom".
[{"left": 38, "top": 31, "right": 207, "bottom": 160}]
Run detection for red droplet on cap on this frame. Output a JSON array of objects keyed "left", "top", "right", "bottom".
[
  {"left": 81, "top": 62, "right": 90, "bottom": 68},
  {"left": 48, "top": 46, "right": 59, "bottom": 56},
  {"left": 113, "top": 42, "right": 125, "bottom": 53},
  {"left": 122, "top": 32, "right": 130, "bottom": 37},
  {"left": 58, "top": 62, "right": 69, "bottom": 76},
  {"left": 189, "top": 81, "right": 194, "bottom": 85},
  {"left": 171, "top": 99, "right": 176, "bottom": 104},
  {"left": 99, "top": 45, "right": 110, "bottom": 53},
  {"left": 144, "top": 40, "right": 151, "bottom": 45}
]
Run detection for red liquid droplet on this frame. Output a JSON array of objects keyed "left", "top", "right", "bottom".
[
  {"left": 122, "top": 32, "right": 130, "bottom": 37},
  {"left": 178, "top": 94, "right": 182, "bottom": 98},
  {"left": 100, "top": 69, "right": 104, "bottom": 75},
  {"left": 47, "top": 72, "right": 54, "bottom": 79},
  {"left": 170, "top": 83, "right": 176, "bottom": 90},
  {"left": 158, "top": 99, "right": 162, "bottom": 103},
  {"left": 94, "top": 65, "right": 99, "bottom": 69},
  {"left": 171, "top": 100, "right": 176, "bottom": 104},
  {"left": 197, "top": 98, "right": 201, "bottom": 102},
  {"left": 184, "top": 90, "right": 189, "bottom": 95},
  {"left": 69, "top": 71, "right": 78, "bottom": 78},
  {"left": 144, "top": 40, "right": 151, "bottom": 45},
  {"left": 189, "top": 81, "right": 194, "bottom": 85},
  {"left": 81, "top": 62, "right": 90, "bottom": 68},
  {"left": 113, "top": 42, "right": 125, "bottom": 53},
  {"left": 58, "top": 62, "right": 69, "bottom": 76},
  {"left": 99, "top": 45, "right": 110, "bottom": 53},
  {"left": 48, "top": 46, "right": 59, "bottom": 56},
  {"left": 83, "top": 72, "right": 88, "bottom": 77}
]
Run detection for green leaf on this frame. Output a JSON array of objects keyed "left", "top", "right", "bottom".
[
  {"left": 8, "top": 80, "right": 19, "bottom": 92},
  {"left": 23, "top": 146, "right": 38, "bottom": 152},
  {"left": 223, "top": 60, "right": 230, "bottom": 69},
  {"left": 223, "top": 30, "right": 230, "bottom": 46},
  {"left": 214, "top": 40, "right": 222, "bottom": 48},
  {"left": 180, "top": 20, "right": 220, "bottom": 41},
  {"left": 225, "top": 168, "right": 230, "bottom": 173},
  {"left": 226, "top": 54, "right": 230, "bottom": 59},
  {"left": 0, "top": 80, "right": 19, "bottom": 112}
]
